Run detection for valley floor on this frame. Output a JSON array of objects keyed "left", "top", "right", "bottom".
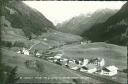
[{"left": 1, "top": 41, "right": 127, "bottom": 84}]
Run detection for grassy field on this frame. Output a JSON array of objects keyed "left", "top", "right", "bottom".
[
  {"left": 1, "top": 41, "right": 127, "bottom": 83},
  {"left": 54, "top": 42, "right": 127, "bottom": 70}
]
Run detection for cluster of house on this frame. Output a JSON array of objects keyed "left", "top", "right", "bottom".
[
  {"left": 16, "top": 42, "right": 118, "bottom": 77},
  {"left": 16, "top": 40, "right": 90, "bottom": 56},
  {"left": 17, "top": 48, "right": 30, "bottom": 55},
  {"left": 80, "top": 40, "right": 91, "bottom": 45},
  {"left": 47, "top": 53, "right": 118, "bottom": 76},
  {"left": 17, "top": 47, "right": 41, "bottom": 57}
]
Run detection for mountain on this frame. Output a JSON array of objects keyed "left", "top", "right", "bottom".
[
  {"left": 1, "top": 1, "right": 55, "bottom": 40},
  {"left": 82, "top": 2, "right": 128, "bottom": 46},
  {"left": 1, "top": 1, "right": 83, "bottom": 46},
  {"left": 56, "top": 9, "right": 117, "bottom": 35}
]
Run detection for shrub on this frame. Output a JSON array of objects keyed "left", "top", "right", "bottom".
[
  {"left": 1, "top": 41, "right": 12, "bottom": 48},
  {"left": 5, "top": 66, "right": 20, "bottom": 84},
  {"left": 0, "top": 64, "right": 19, "bottom": 84},
  {"left": 13, "top": 41, "right": 25, "bottom": 48}
]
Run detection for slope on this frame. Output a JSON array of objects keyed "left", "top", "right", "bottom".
[
  {"left": 1, "top": 47, "right": 100, "bottom": 83},
  {"left": 54, "top": 42, "right": 127, "bottom": 70},
  {"left": 1, "top": 1, "right": 55, "bottom": 39},
  {"left": 57, "top": 9, "right": 117, "bottom": 35},
  {"left": 82, "top": 2, "right": 128, "bottom": 46}
]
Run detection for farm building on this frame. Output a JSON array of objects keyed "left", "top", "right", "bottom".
[
  {"left": 80, "top": 42, "right": 87, "bottom": 45},
  {"left": 80, "top": 64, "right": 97, "bottom": 73},
  {"left": 54, "top": 53, "right": 63, "bottom": 59},
  {"left": 47, "top": 57, "right": 54, "bottom": 62},
  {"left": 81, "top": 58, "right": 89, "bottom": 66},
  {"left": 89, "top": 58, "right": 105, "bottom": 67},
  {"left": 43, "top": 38, "right": 47, "bottom": 41},
  {"left": 17, "top": 47, "right": 29, "bottom": 55},
  {"left": 35, "top": 52, "right": 42, "bottom": 58},
  {"left": 22, "top": 48, "right": 29, "bottom": 55},
  {"left": 74, "top": 59, "right": 81, "bottom": 65},
  {"left": 60, "top": 58, "right": 69, "bottom": 66},
  {"left": 67, "top": 59, "right": 80, "bottom": 70},
  {"left": 17, "top": 49, "right": 22, "bottom": 54},
  {"left": 100, "top": 65, "right": 118, "bottom": 76}
]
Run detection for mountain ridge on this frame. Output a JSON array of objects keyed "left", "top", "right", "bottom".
[
  {"left": 2, "top": 1, "right": 55, "bottom": 38},
  {"left": 81, "top": 2, "right": 128, "bottom": 46},
  {"left": 56, "top": 9, "right": 117, "bottom": 35}
]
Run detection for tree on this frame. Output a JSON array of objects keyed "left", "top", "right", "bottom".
[
  {"left": 0, "top": 64, "right": 19, "bottom": 84},
  {"left": 5, "top": 66, "right": 20, "bottom": 84},
  {"left": 0, "top": 64, "right": 5, "bottom": 84},
  {"left": 28, "top": 35, "right": 32, "bottom": 40},
  {"left": 6, "top": 42, "right": 12, "bottom": 48},
  {"left": 72, "top": 78, "right": 83, "bottom": 84},
  {"left": 34, "top": 49, "right": 38, "bottom": 57},
  {"left": 13, "top": 41, "right": 25, "bottom": 48}
]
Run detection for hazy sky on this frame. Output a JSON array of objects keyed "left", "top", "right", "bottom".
[{"left": 23, "top": 1, "right": 126, "bottom": 25}]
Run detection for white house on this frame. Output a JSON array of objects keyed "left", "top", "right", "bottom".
[
  {"left": 68, "top": 63, "right": 80, "bottom": 70},
  {"left": 68, "top": 59, "right": 76, "bottom": 64},
  {"left": 80, "top": 42, "right": 87, "bottom": 45},
  {"left": 82, "top": 58, "right": 89, "bottom": 66},
  {"left": 100, "top": 65, "right": 118, "bottom": 76},
  {"left": 61, "top": 58, "right": 68, "bottom": 66},
  {"left": 89, "top": 58, "right": 105, "bottom": 67},
  {"left": 47, "top": 57, "right": 54, "bottom": 62},
  {"left": 17, "top": 49, "right": 23, "bottom": 54},
  {"left": 54, "top": 53, "right": 63, "bottom": 59},
  {"left": 17, "top": 50, "right": 21, "bottom": 54},
  {"left": 70, "top": 66, "right": 80, "bottom": 70},
  {"left": 35, "top": 52, "right": 41, "bottom": 58},
  {"left": 80, "top": 64, "right": 97, "bottom": 73},
  {"left": 22, "top": 48, "right": 29, "bottom": 55},
  {"left": 43, "top": 38, "right": 47, "bottom": 41},
  {"left": 78, "top": 60, "right": 82, "bottom": 65},
  {"left": 67, "top": 59, "right": 80, "bottom": 70},
  {"left": 53, "top": 55, "right": 63, "bottom": 62},
  {"left": 99, "top": 58, "right": 105, "bottom": 67}
]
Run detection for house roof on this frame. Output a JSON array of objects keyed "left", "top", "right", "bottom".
[
  {"left": 68, "top": 62, "right": 79, "bottom": 68},
  {"left": 106, "top": 66, "right": 118, "bottom": 71},
  {"left": 102, "top": 67, "right": 110, "bottom": 72},
  {"left": 81, "top": 64, "right": 97, "bottom": 70},
  {"left": 103, "top": 66, "right": 118, "bottom": 72},
  {"left": 89, "top": 58, "right": 104, "bottom": 63},
  {"left": 81, "top": 66, "right": 88, "bottom": 70},
  {"left": 86, "top": 64, "right": 97, "bottom": 69}
]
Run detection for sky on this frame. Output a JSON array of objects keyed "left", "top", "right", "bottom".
[{"left": 23, "top": 1, "right": 126, "bottom": 25}]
